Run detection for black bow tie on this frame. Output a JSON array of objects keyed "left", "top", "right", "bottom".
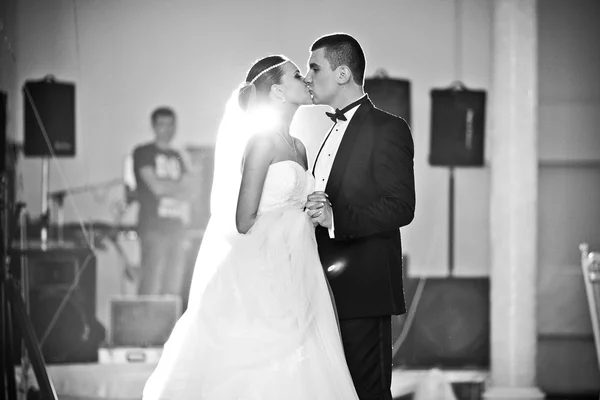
[
  {"left": 325, "top": 109, "right": 347, "bottom": 122},
  {"left": 325, "top": 95, "right": 369, "bottom": 123}
]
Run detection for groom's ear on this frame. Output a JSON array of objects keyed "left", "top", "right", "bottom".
[{"left": 336, "top": 66, "right": 352, "bottom": 85}]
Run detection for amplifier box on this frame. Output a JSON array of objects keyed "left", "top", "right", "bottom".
[{"left": 110, "top": 295, "right": 181, "bottom": 347}]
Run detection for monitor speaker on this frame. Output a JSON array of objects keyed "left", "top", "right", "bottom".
[
  {"left": 393, "top": 277, "right": 490, "bottom": 369},
  {"left": 10, "top": 243, "right": 105, "bottom": 364}
]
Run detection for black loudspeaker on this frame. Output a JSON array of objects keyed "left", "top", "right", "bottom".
[
  {"left": 10, "top": 242, "right": 105, "bottom": 364},
  {"left": 365, "top": 77, "right": 411, "bottom": 126},
  {"left": 429, "top": 87, "right": 486, "bottom": 167},
  {"left": 185, "top": 145, "right": 215, "bottom": 232},
  {"left": 393, "top": 277, "right": 490, "bottom": 369},
  {"left": 23, "top": 76, "right": 76, "bottom": 157}
]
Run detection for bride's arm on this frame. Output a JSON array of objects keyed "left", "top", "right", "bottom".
[{"left": 236, "top": 134, "right": 275, "bottom": 234}]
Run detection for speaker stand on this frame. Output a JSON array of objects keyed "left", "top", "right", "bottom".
[
  {"left": 52, "top": 192, "right": 66, "bottom": 244},
  {"left": 16, "top": 208, "right": 30, "bottom": 399},
  {"left": 40, "top": 158, "right": 49, "bottom": 248},
  {"left": 448, "top": 167, "right": 455, "bottom": 276}
]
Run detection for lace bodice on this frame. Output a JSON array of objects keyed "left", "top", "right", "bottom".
[{"left": 257, "top": 161, "right": 315, "bottom": 215}]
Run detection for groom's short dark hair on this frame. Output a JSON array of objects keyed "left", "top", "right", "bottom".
[{"left": 311, "top": 33, "right": 366, "bottom": 86}]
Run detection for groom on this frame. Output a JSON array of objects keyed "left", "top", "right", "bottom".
[{"left": 305, "top": 33, "right": 415, "bottom": 400}]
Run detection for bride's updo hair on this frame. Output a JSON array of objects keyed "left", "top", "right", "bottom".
[{"left": 238, "top": 55, "right": 288, "bottom": 111}]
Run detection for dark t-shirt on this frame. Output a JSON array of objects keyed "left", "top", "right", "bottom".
[{"left": 133, "top": 142, "right": 188, "bottom": 235}]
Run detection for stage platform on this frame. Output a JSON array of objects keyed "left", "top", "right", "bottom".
[{"left": 17, "top": 363, "right": 488, "bottom": 400}]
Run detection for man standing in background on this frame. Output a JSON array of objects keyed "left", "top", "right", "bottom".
[{"left": 133, "top": 106, "right": 196, "bottom": 299}]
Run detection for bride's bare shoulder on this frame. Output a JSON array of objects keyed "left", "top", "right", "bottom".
[{"left": 241, "top": 132, "right": 277, "bottom": 167}]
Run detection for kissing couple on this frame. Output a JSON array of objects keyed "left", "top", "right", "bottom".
[{"left": 142, "top": 32, "right": 415, "bottom": 400}]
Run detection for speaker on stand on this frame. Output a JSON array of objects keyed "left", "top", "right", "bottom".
[
  {"left": 17, "top": 76, "right": 105, "bottom": 363},
  {"left": 429, "top": 82, "right": 486, "bottom": 276},
  {"left": 392, "top": 83, "right": 490, "bottom": 373},
  {"left": 23, "top": 75, "right": 76, "bottom": 245}
]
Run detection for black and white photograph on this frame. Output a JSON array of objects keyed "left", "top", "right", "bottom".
[{"left": 1, "top": 1, "right": 599, "bottom": 400}]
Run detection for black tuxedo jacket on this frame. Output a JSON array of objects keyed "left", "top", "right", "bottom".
[{"left": 314, "top": 98, "right": 415, "bottom": 320}]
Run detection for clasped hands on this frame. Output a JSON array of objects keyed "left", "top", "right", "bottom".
[{"left": 305, "top": 191, "right": 333, "bottom": 228}]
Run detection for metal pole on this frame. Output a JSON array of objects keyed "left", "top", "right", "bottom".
[
  {"left": 40, "top": 158, "right": 49, "bottom": 248},
  {"left": 18, "top": 207, "right": 29, "bottom": 400},
  {"left": 448, "top": 167, "right": 455, "bottom": 276}
]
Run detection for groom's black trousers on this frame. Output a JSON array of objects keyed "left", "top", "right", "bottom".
[{"left": 339, "top": 316, "right": 393, "bottom": 400}]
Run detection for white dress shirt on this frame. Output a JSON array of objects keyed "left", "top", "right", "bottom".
[{"left": 313, "top": 96, "right": 366, "bottom": 238}]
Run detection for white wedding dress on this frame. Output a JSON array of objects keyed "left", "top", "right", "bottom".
[{"left": 142, "top": 160, "right": 359, "bottom": 399}]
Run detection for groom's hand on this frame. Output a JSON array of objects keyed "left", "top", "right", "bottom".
[
  {"left": 306, "top": 191, "right": 333, "bottom": 229},
  {"left": 307, "top": 191, "right": 330, "bottom": 205}
]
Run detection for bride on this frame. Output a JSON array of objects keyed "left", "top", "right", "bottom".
[{"left": 142, "top": 55, "right": 359, "bottom": 399}]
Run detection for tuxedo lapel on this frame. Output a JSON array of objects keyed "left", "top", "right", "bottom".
[
  {"left": 325, "top": 100, "right": 373, "bottom": 200},
  {"left": 312, "top": 123, "right": 335, "bottom": 176}
]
